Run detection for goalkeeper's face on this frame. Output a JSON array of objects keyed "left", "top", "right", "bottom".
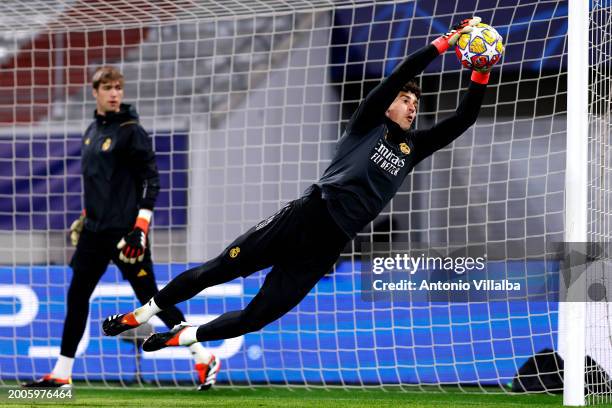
[
  {"left": 93, "top": 80, "right": 124, "bottom": 114},
  {"left": 386, "top": 91, "right": 419, "bottom": 130}
]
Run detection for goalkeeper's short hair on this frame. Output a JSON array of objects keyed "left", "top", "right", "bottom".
[{"left": 401, "top": 80, "right": 421, "bottom": 99}]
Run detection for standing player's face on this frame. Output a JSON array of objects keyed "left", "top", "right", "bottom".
[
  {"left": 93, "top": 80, "right": 124, "bottom": 115},
  {"left": 386, "top": 91, "right": 419, "bottom": 131}
]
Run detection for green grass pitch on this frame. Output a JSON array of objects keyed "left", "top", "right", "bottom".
[{"left": 1, "top": 384, "right": 585, "bottom": 408}]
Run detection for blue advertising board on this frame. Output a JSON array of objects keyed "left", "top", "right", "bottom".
[{"left": 0, "top": 260, "right": 557, "bottom": 385}]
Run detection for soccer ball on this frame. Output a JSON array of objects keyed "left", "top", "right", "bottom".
[{"left": 455, "top": 23, "right": 504, "bottom": 70}]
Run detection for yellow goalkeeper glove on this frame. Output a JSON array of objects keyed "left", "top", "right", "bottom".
[{"left": 69, "top": 212, "right": 85, "bottom": 246}]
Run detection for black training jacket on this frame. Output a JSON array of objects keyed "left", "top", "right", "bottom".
[
  {"left": 307, "top": 44, "right": 487, "bottom": 238},
  {"left": 80, "top": 103, "right": 160, "bottom": 232}
]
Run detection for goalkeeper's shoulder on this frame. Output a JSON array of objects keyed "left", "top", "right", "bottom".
[
  {"left": 118, "top": 118, "right": 148, "bottom": 136},
  {"left": 118, "top": 119, "right": 156, "bottom": 154}
]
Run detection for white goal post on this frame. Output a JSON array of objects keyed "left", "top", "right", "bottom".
[
  {"left": 561, "top": 0, "right": 588, "bottom": 405},
  {"left": 562, "top": 0, "right": 612, "bottom": 406}
]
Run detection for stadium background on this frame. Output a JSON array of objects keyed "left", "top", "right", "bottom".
[{"left": 0, "top": 0, "right": 569, "bottom": 387}]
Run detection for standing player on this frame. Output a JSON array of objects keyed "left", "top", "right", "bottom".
[
  {"left": 23, "top": 66, "right": 219, "bottom": 390},
  {"left": 103, "top": 18, "right": 494, "bottom": 352}
]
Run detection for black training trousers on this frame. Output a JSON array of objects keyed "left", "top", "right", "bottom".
[
  {"left": 153, "top": 190, "right": 349, "bottom": 342},
  {"left": 61, "top": 229, "right": 185, "bottom": 357}
]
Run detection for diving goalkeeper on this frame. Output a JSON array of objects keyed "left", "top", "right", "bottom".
[{"left": 103, "top": 17, "right": 494, "bottom": 351}]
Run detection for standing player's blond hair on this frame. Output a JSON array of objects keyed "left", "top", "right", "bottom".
[{"left": 92, "top": 66, "right": 124, "bottom": 90}]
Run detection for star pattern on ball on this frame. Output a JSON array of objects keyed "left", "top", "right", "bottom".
[{"left": 483, "top": 39, "right": 499, "bottom": 59}]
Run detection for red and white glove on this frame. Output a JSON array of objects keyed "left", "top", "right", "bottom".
[
  {"left": 431, "top": 16, "right": 481, "bottom": 54},
  {"left": 117, "top": 209, "right": 152, "bottom": 264}
]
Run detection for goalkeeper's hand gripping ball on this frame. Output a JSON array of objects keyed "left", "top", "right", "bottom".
[
  {"left": 455, "top": 22, "right": 504, "bottom": 71},
  {"left": 431, "top": 16, "right": 481, "bottom": 54}
]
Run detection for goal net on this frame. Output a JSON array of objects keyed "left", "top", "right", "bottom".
[
  {"left": 0, "top": 0, "right": 602, "bottom": 399},
  {"left": 580, "top": 0, "right": 612, "bottom": 405}
]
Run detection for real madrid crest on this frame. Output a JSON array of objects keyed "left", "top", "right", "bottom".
[
  {"left": 101, "top": 137, "right": 112, "bottom": 151},
  {"left": 229, "top": 246, "right": 241, "bottom": 258},
  {"left": 399, "top": 142, "right": 411, "bottom": 155}
]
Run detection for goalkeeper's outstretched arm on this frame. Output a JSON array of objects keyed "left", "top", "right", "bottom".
[
  {"left": 411, "top": 77, "right": 488, "bottom": 162},
  {"left": 349, "top": 17, "right": 481, "bottom": 133}
]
